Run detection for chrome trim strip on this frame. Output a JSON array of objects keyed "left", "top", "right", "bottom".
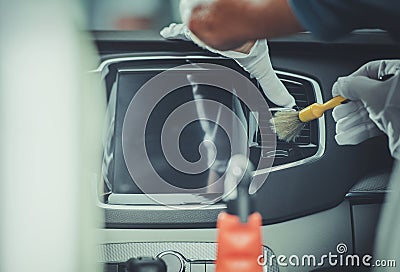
[
  {"left": 95, "top": 177, "right": 227, "bottom": 211},
  {"left": 280, "top": 78, "right": 303, "bottom": 86},
  {"left": 95, "top": 55, "right": 326, "bottom": 207},
  {"left": 118, "top": 67, "right": 213, "bottom": 72},
  {"left": 269, "top": 107, "right": 294, "bottom": 112},
  {"left": 297, "top": 143, "right": 318, "bottom": 148},
  {"left": 97, "top": 201, "right": 226, "bottom": 211},
  {"left": 97, "top": 197, "right": 226, "bottom": 211},
  {"left": 345, "top": 191, "right": 390, "bottom": 197},
  {"left": 94, "top": 55, "right": 225, "bottom": 72}
]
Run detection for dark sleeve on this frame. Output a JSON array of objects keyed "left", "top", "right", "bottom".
[{"left": 288, "top": 0, "right": 400, "bottom": 41}]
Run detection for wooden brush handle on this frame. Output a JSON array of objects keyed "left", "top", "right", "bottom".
[
  {"left": 299, "top": 96, "right": 349, "bottom": 122},
  {"left": 322, "top": 96, "right": 348, "bottom": 111},
  {"left": 320, "top": 74, "right": 391, "bottom": 112}
]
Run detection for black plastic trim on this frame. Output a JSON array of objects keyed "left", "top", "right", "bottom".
[{"left": 346, "top": 192, "right": 387, "bottom": 205}]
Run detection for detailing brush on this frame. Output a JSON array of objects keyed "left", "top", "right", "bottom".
[{"left": 271, "top": 96, "right": 348, "bottom": 142}]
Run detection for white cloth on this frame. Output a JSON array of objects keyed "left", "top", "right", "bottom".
[
  {"left": 160, "top": 23, "right": 296, "bottom": 108},
  {"left": 332, "top": 60, "right": 400, "bottom": 160}
]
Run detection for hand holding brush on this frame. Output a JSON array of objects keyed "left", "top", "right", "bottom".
[
  {"left": 271, "top": 61, "right": 400, "bottom": 144},
  {"left": 271, "top": 96, "right": 347, "bottom": 142}
]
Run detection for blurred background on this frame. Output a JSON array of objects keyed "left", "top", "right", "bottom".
[
  {"left": 87, "top": 0, "right": 181, "bottom": 31},
  {"left": 0, "top": 1, "right": 183, "bottom": 272}
]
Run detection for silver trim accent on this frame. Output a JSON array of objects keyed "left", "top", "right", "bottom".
[
  {"left": 157, "top": 251, "right": 186, "bottom": 272},
  {"left": 107, "top": 193, "right": 224, "bottom": 206},
  {"left": 97, "top": 201, "right": 226, "bottom": 211},
  {"left": 93, "top": 55, "right": 225, "bottom": 72},
  {"left": 297, "top": 143, "right": 318, "bottom": 148},
  {"left": 345, "top": 191, "right": 391, "bottom": 197},
  {"left": 95, "top": 178, "right": 227, "bottom": 211},
  {"left": 280, "top": 78, "right": 303, "bottom": 86},
  {"left": 118, "top": 67, "right": 213, "bottom": 72},
  {"left": 95, "top": 55, "right": 326, "bottom": 207},
  {"left": 269, "top": 107, "right": 294, "bottom": 112}
]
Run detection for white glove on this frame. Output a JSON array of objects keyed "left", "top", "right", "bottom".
[
  {"left": 332, "top": 101, "right": 383, "bottom": 145},
  {"left": 160, "top": 23, "right": 296, "bottom": 108},
  {"left": 332, "top": 60, "right": 400, "bottom": 160}
]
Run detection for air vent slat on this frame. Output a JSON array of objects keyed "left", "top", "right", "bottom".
[
  {"left": 291, "top": 93, "right": 307, "bottom": 98},
  {"left": 256, "top": 77, "right": 316, "bottom": 150}
]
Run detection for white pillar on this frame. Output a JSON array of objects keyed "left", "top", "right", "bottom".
[{"left": 0, "top": 1, "right": 105, "bottom": 271}]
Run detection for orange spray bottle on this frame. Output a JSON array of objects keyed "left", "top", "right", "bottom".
[{"left": 215, "top": 155, "right": 263, "bottom": 272}]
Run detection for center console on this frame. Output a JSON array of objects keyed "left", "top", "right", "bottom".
[{"left": 102, "top": 242, "right": 279, "bottom": 272}]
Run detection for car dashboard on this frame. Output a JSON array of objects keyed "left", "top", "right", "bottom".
[{"left": 93, "top": 31, "right": 397, "bottom": 272}]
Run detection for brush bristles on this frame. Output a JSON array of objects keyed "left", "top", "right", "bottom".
[{"left": 270, "top": 111, "right": 306, "bottom": 142}]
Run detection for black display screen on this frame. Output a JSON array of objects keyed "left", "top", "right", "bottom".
[{"left": 112, "top": 70, "right": 247, "bottom": 195}]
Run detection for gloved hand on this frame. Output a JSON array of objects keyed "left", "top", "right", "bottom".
[
  {"left": 160, "top": 23, "right": 296, "bottom": 108},
  {"left": 332, "top": 60, "right": 400, "bottom": 159},
  {"left": 332, "top": 101, "right": 383, "bottom": 145}
]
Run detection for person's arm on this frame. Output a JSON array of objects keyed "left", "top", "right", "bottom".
[
  {"left": 189, "top": 0, "right": 303, "bottom": 51},
  {"left": 332, "top": 60, "right": 400, "bottom": 160},
  {"left": 189, "top": 0, "right": 400, "bottom": 51},
  {"left": 160, "top": 23, "right": 297, "bottom": 108}
]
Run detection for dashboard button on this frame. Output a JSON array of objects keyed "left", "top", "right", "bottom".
[
  {"left": 190, "top": 262, "right": 205, "bottom": 272},
  {"left": 205, "top": 263, "right": 215, "bottom": 272},
  {"left": 157, "top": 251, "right": 185, "bottom": 272}
]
